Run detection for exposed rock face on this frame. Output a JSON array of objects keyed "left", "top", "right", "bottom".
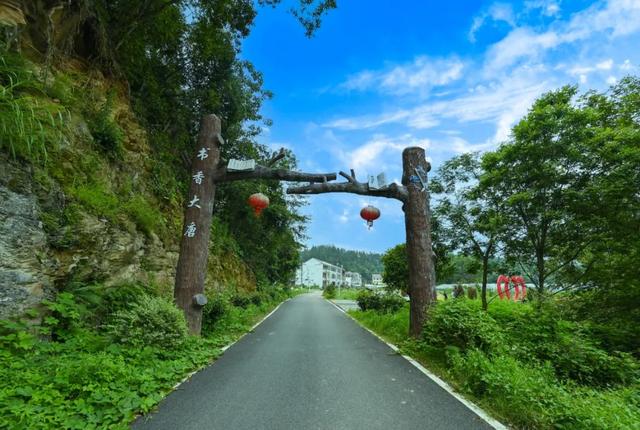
[
  {"left": 0, "top": 60, "right": 257, "bottom": 319},
  {"left": 0, "top": 157, "right": 179, "bottom": 319},
  {"left": 0, "top": 160, "right": 55, "bottom": 318},
  {"left": 0, "top": 153, "right": 255, "bottom": 319}
]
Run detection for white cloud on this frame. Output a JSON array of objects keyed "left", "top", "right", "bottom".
[
  {"left": 525, "top": 0, "right": 561, "bottom": 17},
  {"left": 469, "top": 3, "right": 516, "bottom": 42},
  {"left": 341, "top": 56, "right": 464, "bottom": 96},
  {"left": 326, "top": 68, "right": 547, "bottom": 140},
  {"left": 334, "top": 134, "right": 430, "bottom": 174},
  {"left": 338, "top": 209, "right": 349, "bottom": 224},
  {"left": 323, "top": 110, "right": 412, "bottom": 130},
  {"left": 568, "top": 58, "right": 615, "bottom": 77},
  {"left": 484, "top": 0, "right": 640, "bottom": 75},
  {"left": 449, "top": 137, "right": 497, "bottom": 154},
  {"left": 606, "top": 76, "right": 617, "bottom": 84},
  {"left": 620, "top": 59, "right": 633, "bottom": 70},
  {"left": 485, "top": 27, "right": 560, "bottom": 73},
  {"left": 596, "top": 59, "right": 614, "bottom": 70}
]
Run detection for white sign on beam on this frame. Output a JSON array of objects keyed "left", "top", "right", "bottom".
[
  {"left": 368, "top": 172, "right": 387, "bottom": 190},
  {"left": 227, "top": 159, "right": 256, "bottom": 171}
]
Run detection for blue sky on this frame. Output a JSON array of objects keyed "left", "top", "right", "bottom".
[{"left": 242, "top": 0, "right": 640, "bottom": 253}]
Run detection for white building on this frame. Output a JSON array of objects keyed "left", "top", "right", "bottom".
[
  {"left": 371, "top": 273, "right": 385, "bottom": 288},
  {"left": 344, "top": 271, "right": 363, "bottom": 288},
  {"left": 295, "top": 258, "right": 345, "bottom": 288}
]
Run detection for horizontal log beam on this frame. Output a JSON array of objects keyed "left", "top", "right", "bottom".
[
  {"left": 286, "top": 181, "right": 408, "bottom": 203},
  {"left": 213, "top": 165, "right": 336, "bottom": 183}
]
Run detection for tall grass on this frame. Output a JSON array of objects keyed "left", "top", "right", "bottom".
[
  {"left": 0, "top": 49, "right": 67, "bottom": 163},
  {"left": 348, "top": 306, "right": 409, "bottom": 345}
]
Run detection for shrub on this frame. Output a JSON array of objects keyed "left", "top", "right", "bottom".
[
  {"left": 357, "top": 290, "right": 405, "bottom": 313},
  {"left": 452, "top": 284, "right": 465, "bottom": 298},
  {"left": 449, "top": 349, "right": 640, "bottom": 429},
  {"left": 230, "top": 293, "right": 251, "bottom": 308},
  {"left": 106, "top": 296, "right": 187, "bottom": 349},
  {"left": 88, "top": 91, "right": 123, "bottom": 156},
  {"left": 422, "top": 299, "right": 502, "bottom": 352},
  {"left": 323, "top": 283, "right": 336, "bottom": 299},
  {"left": 249, "top": 291, "right": 263, "bottom": 306},
  {"left": 489, "top": 302, "right": 639, "bottom": 386},
  {"left": 449, "top": 349, "right": 567, "bottom": 428},
  {"left": 202, "top": 295, "right": 229, "bottom": 332}
]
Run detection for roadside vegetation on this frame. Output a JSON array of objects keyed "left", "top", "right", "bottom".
[
  {"left": 350, "top": 298, "right": 640, "bottom": 429},
  {"left": 329, "top": 288, "right": 361, "bottom": 300},
  {"left": 0, "top": 283, "right": 297, "bottom": 429},
  {"left": 364, "top": 79, "right": 640, "bottom": 429}
]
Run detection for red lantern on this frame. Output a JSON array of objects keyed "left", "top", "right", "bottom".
[
  {"left": 248, "top": 193, "right": 269, "bottom": 217},
  {"left": 360, "top": 205, "right": 381, "bottom": 229}
]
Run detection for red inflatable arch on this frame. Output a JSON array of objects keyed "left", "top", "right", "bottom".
[
  {"left": 496, "top": 275, "right": 510, "bottom": 300},
  {"left": 510, "top": 276, "right": 527, "bottom": 300}
]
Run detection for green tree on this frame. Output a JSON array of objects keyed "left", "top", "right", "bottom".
[
  {"left": 381, "top": 222, "right": 452, "bottom": 296},
  {"left": 431, "top": 152, "right": 503, "bottom": 309},
  {"left": 480, "top": 86, "right": 596, "bottom": 297},
  {"left": 564, "top": 77, "right": 640, "bottom": 353},
  {"left": 381, "top": 244, "right": 408, "bottom": 295}
]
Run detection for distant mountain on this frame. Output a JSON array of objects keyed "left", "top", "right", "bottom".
[{"left": 300, "top": 245, "right": 383, "bottom": 283}]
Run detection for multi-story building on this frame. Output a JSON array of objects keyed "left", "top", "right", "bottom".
[
  {"left": 295, "top": 258, "right": 346, "bottom": 288},
  {"left": 344, "top": 271, "right": 363, "bottom": 288},
  {"left": 371, "top": 273, "right": 385, "bottom": 288}
]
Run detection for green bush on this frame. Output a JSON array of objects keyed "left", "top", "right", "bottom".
[
  {"left": 422, "top": 299, "right": 502, "bottom": 352},
  {"left": 349, "top": 307, "right": 409, "bottom": 345},
  {"left": 88, "top": 91, "right": 123, "bottom": 156},
  {"left": 488, "top": 301, "right": 638, "bottom": 386},
  {"left": 202, "top": 295, "right": 229, "bottom": 332},
  {"left": 323, "top": 283, "right": 336, "bottom": 299},
  {"left": 106, "top": 296, "right": 187, "bottom": 349},
  {"left": 356, "top": 290, "right": 405, "bottom": 313},
  {"left": 449, "top": 349, "right": 640, "bottom": 429},
  {"left": 230, "top": 293, "right": 251, "bottom": 308}
]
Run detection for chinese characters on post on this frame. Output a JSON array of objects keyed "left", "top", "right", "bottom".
[
  {"left": 192, "top": 171, "right": 204, "bottom": 184},
  {"left": 184, "top": 148, "right": 210, "bottom": 239},
  {"left": 184, "top": 221, "right": 197, "bottom": 237}
]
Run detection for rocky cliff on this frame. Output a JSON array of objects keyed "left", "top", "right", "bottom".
[{"left": 0, "top": 58, "right": 256, "bottom": 319}]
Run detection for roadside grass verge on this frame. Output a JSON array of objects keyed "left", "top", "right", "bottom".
[
  {"left": 348, "top": 300, "right": 640, "bottom": 429},
  {"left": 0, "top": 285, "right": 293, "bottom": 429},
  {"left": 332, "top": 288, "right": 361, "bottom": 300}
]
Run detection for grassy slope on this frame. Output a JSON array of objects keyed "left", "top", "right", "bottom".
[{"left": 348, "top": 302, "right": 640, "bottom": 429}]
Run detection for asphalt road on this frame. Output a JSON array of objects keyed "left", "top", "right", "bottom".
[{"left": 133, "top": 292, "right": 496, "bottom": 430}]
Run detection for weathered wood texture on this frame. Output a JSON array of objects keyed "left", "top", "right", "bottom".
[
  {"left": 174, "top": 116, "right": 435, "bottom": 339},
  {"left": 401, "top": 147, "right": 436, "bottom": 338},
  {"left": 286, "top": 171, "right": 408, "bottom": 202},
  {"left": 174, "top": 115, "right": 221, "bottom": 335},
  {"left": 213, "top": 165, "right": 336, "bottom": 183}
]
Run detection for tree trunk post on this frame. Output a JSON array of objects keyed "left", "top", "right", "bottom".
[
  {"left": 174, "top": 114, "right": 222, "bottom": 335},
  {"left": 402, "top": 147, "right": 436, "bottom": 338},
  {"left": 481, "top": 255, "right": 489, "bottom": 311}
]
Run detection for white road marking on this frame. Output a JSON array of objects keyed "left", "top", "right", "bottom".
[{"left": 326, "top": 299, "right": 508, "bottom": 430}]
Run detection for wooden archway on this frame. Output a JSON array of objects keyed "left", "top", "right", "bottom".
[{"left": 174, "top": 115, "right": 436, "bottom": 338}]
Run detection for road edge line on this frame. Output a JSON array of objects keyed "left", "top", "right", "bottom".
[
  {"left": 326, "top": 299, "right": 508, "bottom": 430},
  {"left": 171, "top": 298, "right": 290, "bottom": 390}
]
